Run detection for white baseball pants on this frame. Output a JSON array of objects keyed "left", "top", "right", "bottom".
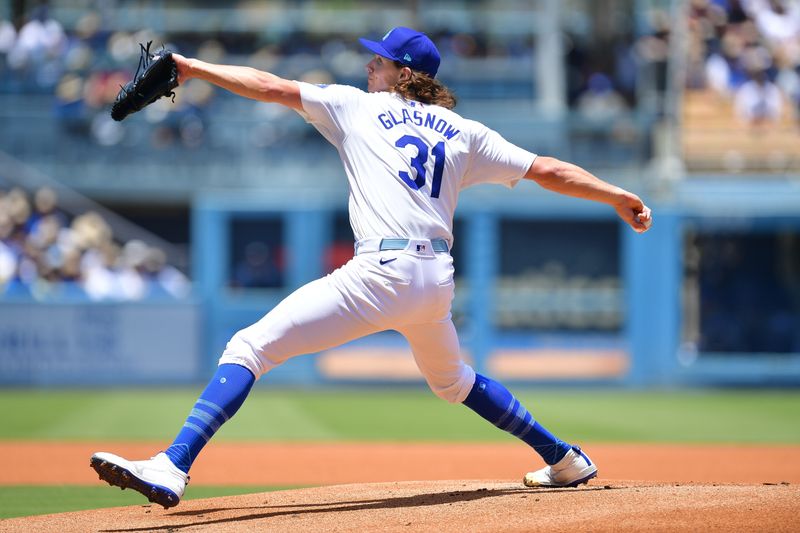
[{"left": 218, "top": 238, "right": 476, "bottom": 403}]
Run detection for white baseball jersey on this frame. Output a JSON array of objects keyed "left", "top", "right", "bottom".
[
  {"left": 296, "top": 82, "right": 537, "bottom": 245},
  {"left": 221, "top": 84, "right": 537, "bottom": 404}
]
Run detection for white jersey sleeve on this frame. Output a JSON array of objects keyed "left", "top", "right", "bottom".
[
  {"left": 461, "top": 120, "right": 537, "bottom": 189},
  {"left": 296, "top": 82, "right": 363, "bottom": 146}
]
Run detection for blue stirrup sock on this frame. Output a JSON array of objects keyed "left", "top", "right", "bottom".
[
  {"left": 462, "top": 373, "right": 572, "bottom": 465},
  {"left": 164, "top": 363, "right": 255, "bottom": 473}
]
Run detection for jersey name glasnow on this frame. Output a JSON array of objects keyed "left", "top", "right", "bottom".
[{"left": 376, "top": 109, "right": 461, "bottom": 140}]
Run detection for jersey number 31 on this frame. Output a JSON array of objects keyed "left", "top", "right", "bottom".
[{"left": 395, "top": 135, "right": 445, "bottom": 199}]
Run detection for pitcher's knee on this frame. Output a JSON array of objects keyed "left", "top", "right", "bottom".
[
  {"left": 218, "top": 328, "right": 269, "bottom": 379},
  {"left": 426, "top": 364, "right": 476, "bottom": 404}
]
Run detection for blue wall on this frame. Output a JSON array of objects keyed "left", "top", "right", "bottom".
[
  {"left": 4, "top": 180, "right": 799, "bottom": 387},
  {"left": 192, "top": 180, "right": 800, "bottom": 388}
]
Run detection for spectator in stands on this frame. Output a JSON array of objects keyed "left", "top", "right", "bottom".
[
  {"left": 117, "top": 239, "right": 152, "bottom": 300},
  {"left": 734, "top": 49, "right": 783, "bottom": 124},
  {"left": 5, "top": 187, "right": 31, "bottom": 228},
  {"left": 26, "top": 187, "right": 67, "bottom": 235},
  {"left": 73, "top": 211, "right": 122, "bottom": 300},
  {"left": 725, "top": 0, "right": 752, "bottom": 26},
  {"left": 81, "top": 240, "right": 122, "bottom": 301},
  {"left": 576, "top": 72, "right": 628, "bottom": 120},
  {"left": 705, "top": 31, "right": 748, "bottom": 95},
  {"left": 0, "top": 189, "right": 27, "bottom": 293},
  {"left": 7, "top": 6, "right": 66, "bottom": 90},
  {"left": 0, "top": 211, "right": 17, "bottom": 288},
  {"left": 748, "top": 0, "right": 800, "bottom": 54},
  {"left": 54, "top": 73, "right": 89, "bottom": 135},
  {"left": 141, "top": 246, "right": 191, "bottom": 298}
]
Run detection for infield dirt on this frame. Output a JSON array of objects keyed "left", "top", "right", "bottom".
[{"left": 1, "top": 442, "right": 799, "bottom": 532}]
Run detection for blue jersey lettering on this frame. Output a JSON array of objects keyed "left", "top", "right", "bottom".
[
  {"left": 389, "top": 110, "right": 402, "bottom": 126},
  {"left": 374, "top": 109, "right": 461, "bottom": 140},
  {"left": 443, "top": 124, "right": 461, "bottom": 140},
  {"left": 378, "top": 113, "right": 393, "bottom": 129}
]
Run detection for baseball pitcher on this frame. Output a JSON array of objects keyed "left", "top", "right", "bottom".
[{"left": 91, "top": 27, "right": 652, "bottom": 508}]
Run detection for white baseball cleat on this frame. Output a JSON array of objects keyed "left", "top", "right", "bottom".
[
  {"left": 523, "top": 446, "right": 598, "bottom": 488},
  {"left": 90, "top": 451, "right": 189, "bottom": 508}
]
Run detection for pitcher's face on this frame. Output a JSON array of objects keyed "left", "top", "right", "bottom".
[{"left": 366, "top": 54, "right": 403, "bottom": 93}]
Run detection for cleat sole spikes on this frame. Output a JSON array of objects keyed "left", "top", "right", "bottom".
[
  {"left": 523, "top": 469, "right": 598, "bottom": 489},
  {"left": 90, "top": 456, "right": 181, "bottom": 508},
  {"left": 564, "top": 470, "right": 598, "bottom": 488}
]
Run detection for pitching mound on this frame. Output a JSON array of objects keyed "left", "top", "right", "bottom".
[{"left": 2, "top": 479, "right": 797, "bottom": 532}]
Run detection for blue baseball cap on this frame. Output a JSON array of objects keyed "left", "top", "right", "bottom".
[{"left": 359, "top": 27, "right": 441, "bottom": 78}]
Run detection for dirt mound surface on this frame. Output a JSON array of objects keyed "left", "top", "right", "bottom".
[
  {"left": 3, "top": 480, "right": 798, "bottom": 533},
  {"left": 3, "top": 442, "right": 800, "bottom": 486}
]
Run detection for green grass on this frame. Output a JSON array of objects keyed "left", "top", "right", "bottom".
[
  {"left": 0, "top": 388, "right": 799, "bottom": 444},
  {"left": 0, "top": 485, "right": 294, "bottom": 519},
  {"left": 1, "top": 388, "right": 798, "bottom": 519}
]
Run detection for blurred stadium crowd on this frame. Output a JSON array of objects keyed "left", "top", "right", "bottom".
[
  {"left": 687, "top": 0, "right": 800, "bottom": 125},
  {"left": 2, "top": 0, "right": 798, "bottom": 150},
  {"left": 0, "top": 2, "right": 669, "bottom": 152},
  {"left": 0, "top": 185, "right": 189, "bottom": 301}
]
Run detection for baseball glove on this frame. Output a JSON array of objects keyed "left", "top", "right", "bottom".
[{"left": 111, "top": 41, "right": 179, "bottom": 121}]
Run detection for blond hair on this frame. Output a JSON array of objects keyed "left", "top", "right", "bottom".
[{"left": 393, "top": 63, "right": 457, "bottom": 110}]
